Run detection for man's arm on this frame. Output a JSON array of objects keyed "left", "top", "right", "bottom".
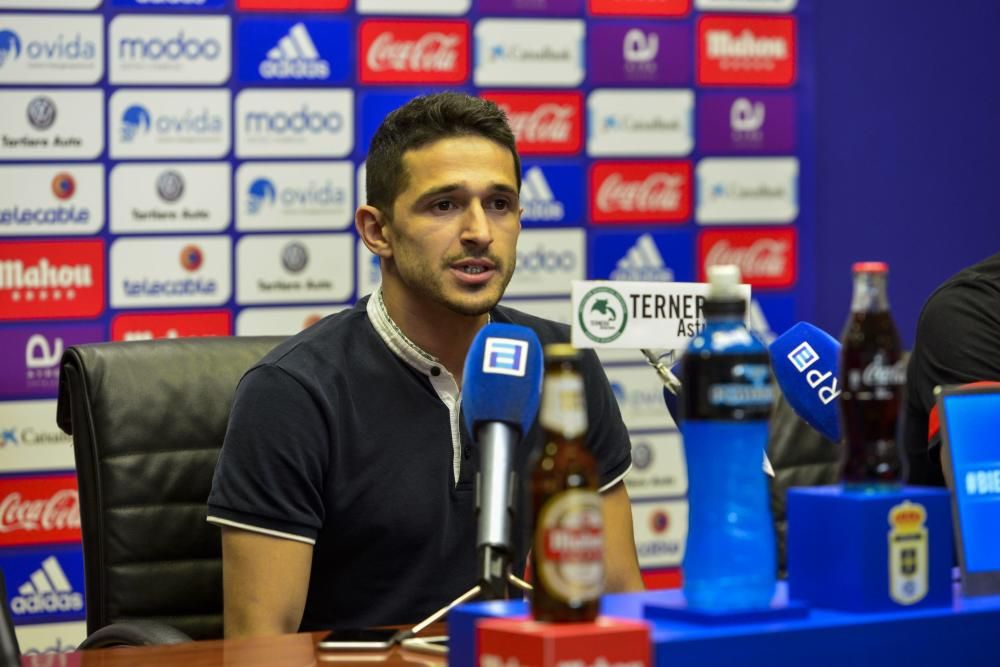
[
  {"left": 601, "top": 481, "right": 645, "bottom": 592},
  {"left": 221, "top": 527, "right": 314, "bottom": 638}
]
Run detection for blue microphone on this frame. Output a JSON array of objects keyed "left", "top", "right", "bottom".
[
  {"left": 768, "top": 322, "right": 843, "bottom": 443},
  {"left": 462, "top": 323, "right": 543, "bottom": 598}
]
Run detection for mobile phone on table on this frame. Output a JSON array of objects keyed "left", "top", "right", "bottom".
[{"left": 317, "top": 628, "right": 399, "bottom": 651}]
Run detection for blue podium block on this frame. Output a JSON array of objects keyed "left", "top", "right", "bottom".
[{"left": 787, "top": 485, "right": 952, "bottom": 612}]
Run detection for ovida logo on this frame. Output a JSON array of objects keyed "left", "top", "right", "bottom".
[
  {"left": 10, "top": 556, "right": 82, "bottom": 617},
  {"left": 156, "top": 170, "right": 184, "bottom": 203},
  {"left": 26, "top": 96, "right": 56, "bottom": 130},
  {"left": 118, "top": 31, "right": 221, "bottom": 62},
  {"left": 0, "top": 28, "right": 97, "bottom": 68},
  {"left": 786, "top": 342, "right": 840, "bottom": 405},
  {"left": 247, "top": 178, "right": 277, "bottom": 213},
  {"left": 520, "top": 167, "right": 564, "bottom": 221},
  {"left": 121, "top": 103, "right": 223, "bottom": 142},
  {"left": 260, "top": 23, "right": 329, "bottom": 80},
  {"left": 244, "top": 105, "right": 343, "bottom": 134},
  {"left": 120, "top": 105, "right": 151, "bottom": 141},
  {"left": 623, "top": 28, "right": 658, "bottom": 67},
  {"left": 731, "top": 97, "right": 765, "bottom": 133},
  {"left": 281, "top": 242, "right": 309, "bottom": 273},
  {"left": 483, "top": 337, "right": 528, "bottom": 377}
]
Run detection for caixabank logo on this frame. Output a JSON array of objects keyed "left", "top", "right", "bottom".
[
  {"left": 238, "top": 18, "right": 351, "bottom": 84},
  {"left": 110, "top": 162, "right": 231, "bottom": 234},
  {"left": 697, "top": 15, "right": 796, "bottom": 86},
  {"left": 481, "top": 91, "right": 582, "bottom": 155},
  {"left": 0, "top": 400, "right": 75, "bottom": 472},
  {"left": 519, "top": 161, "right": 583, "bottom": 227},
  {"left": 695, "top": 156, "right": 798, "bottom": 224},
  {"left": 0, "top": 14, "right": 103, "bottom": 84},
  {"left": 236, "top": 233, "right": 354, "bottom": 304},
  {"left": 108, "top": 14, "right": 231, "bottom": 85},
  {"left": 587, "top": 88, "right": 694, "bottom": 157},
  {"left": 0, "top": 240, "right": 104, "bottom": 321},
  {"left": 473, "top": 19, "right": 584, "bottom": 88},
  {"left": 110, "top": 236, "right": 232, "bottom": 308},
  {"left": 111, "top": 310, "right": 231, "bottom": 341},
  {"left": 236, "top": 161, "right": 353, "bottom": 231},
  {"left": 0, "top": 89, "right": 103, "bottom": 161},
  {"left": 359, "top": 20, "right": 468, "bottom": 85},
  {"left": 236, "top": 88, "right": 353, "bottom": 158},
  {"left": 2, "top": 547, "right": 84, "bottom": 625},
  {"left": 0, "top": 475, "right": 80, "bottom": 548},
  {"left": 590, "top": 161, "right": 691, "bottom": 223},
  {"left": 698, "top": 227, "right": 797, "bottom": 288},
  {"left": 109, "top": 89, "right": 230, "bottom": 159},
  {"left": 0, "top": 324, "right": 103, "bottom": 399},
  {"left": 0, "top": 164, "right": 104, "bottom": 236}
]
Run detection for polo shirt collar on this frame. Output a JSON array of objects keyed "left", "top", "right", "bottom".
[{"left": 366, "top": 287, "right": 443, "bottom": 378}]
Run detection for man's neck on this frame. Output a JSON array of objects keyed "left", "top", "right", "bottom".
[{"left": 380, "top": 284, "right": 488, "bottom": 387}]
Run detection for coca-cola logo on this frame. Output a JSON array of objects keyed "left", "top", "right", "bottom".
[
  {"left": 698, "top": 228, "right": 796, "bottom": 288},
  {"left": 0, "top": 489, "right": 79, "bottom": 534},
  {"left": 504, "top": 103, "right": 573, "bottom": 144},
  {"left": 861, "top": 359, "right": 907, "bottom": 388},
  {"left": 360, "top": 20, "right": 468, "bottom": 84},
  {"left": 482, "top": 92, "right": 582, "bottom": 155},
  {"left": 590, "top": 162, "right": 691, "bottom": 223}
]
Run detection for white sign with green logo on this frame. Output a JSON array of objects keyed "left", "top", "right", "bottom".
[{"left": 571, "top": 280, "right": 752, "bottom": 349}]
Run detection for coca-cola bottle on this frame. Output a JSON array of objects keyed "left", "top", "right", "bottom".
[{"left": 839, "top": 262, "right": 906, "bottom": 488}]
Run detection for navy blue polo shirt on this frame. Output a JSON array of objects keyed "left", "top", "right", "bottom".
[{"left": 207, "top": 290, "right": 632, "bottom": 631}]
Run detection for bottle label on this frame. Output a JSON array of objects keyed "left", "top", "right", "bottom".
[
  {"left": 535, "top": 489, "right": 604, "bottom": 604},
  {"left": 682, "top": 353, "right": 773, "bottom": 420},
  {"left": 539, "top": 375, "right": 587, "bottom": 439},
  {"left": 847, "top": 354, "right": 906, "bottom": 400}
]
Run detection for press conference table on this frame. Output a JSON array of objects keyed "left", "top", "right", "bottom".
[{"left": 19, "top": 630, "right": 448, "bottom": 667}]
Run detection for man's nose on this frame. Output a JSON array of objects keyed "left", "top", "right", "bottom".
[{"left": 461, "top": 201, "right": 493, "bottom": 246}]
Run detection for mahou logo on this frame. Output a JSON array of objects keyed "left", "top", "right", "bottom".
[
  {"left": 698, "top": 228, "right": 797, "bottom": 288},
  {"left": 590, "top": 161, "right": 691, "bottom": 223},
  {"left": 359, "top": 20, "right": 468, "bottom": 84},
  {"left": 0, "top": 475, "right": 81, "bottom": 547},
  {"left": 698, "top": 16, "right": 796, "bottom": 87},
  {"left": 111, "top": 310, "right": 232, "bottom": 341},
  {"left": 482, "top": 92, "right": 582, "bottom": 155},
  {"left": 0, "top": 240, "right": 104, "bottom": 321},
  {"left": 589, "top": 0, "right": 690, "bottom": 16}
]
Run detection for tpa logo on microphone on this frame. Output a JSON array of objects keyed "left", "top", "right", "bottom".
[
  {"left": 483, "top": 337, "right": 528, "bottom": 377},
  {"left": 786, "top": 341, "right": 840, "bottom": 405}
]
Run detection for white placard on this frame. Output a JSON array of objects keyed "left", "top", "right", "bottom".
[
  {"left": 632, "top": 499, "right": 688, "bottom": 568},
  {"left": 110, "top": 162, "right": 230, "bottom": 233},
  {"left": 110, "top": 235, "right": 231, "bottom": 308},
  {"left": 0, "top": 400, "right": 75, "bottom": 473},
  {"left": 604, "top": 364, "right": 678, "bottom": 432},
  {"left": 506, "top": 228, "right": 585, "bottom": 297},
  {"left": 696, "top": 157, "right": 799, "bottom": 224},
  {"left": 474, "top": 19, "right": 584, "bottom": 88},
  {"left": 109, "top": 15, "right": 231, "bottom": 85},
  {"left": 0, "top": 164, "right": 104, "bottom": 236},
  {"left": 236, "top": 233, "right": 354, "bottom": 304},
  {"left": 357, "top": 0, "right": 470, "bottom": 13},
  {"left": 0, "top": 13, "right": 103, "bottom": 84},
  {"left": 696, "top": 0, "right": 797, "bottom": 11},
  {"left": 625, "top": 431, "right": 687, "bottom": 500},
  {"left": 587, "top": 89, "right": 694, "bottom": 157},
  {"left": 0, "top": 89, "right": 103, "bottom": 160},
  {"left": 109, "top": 88, "right": 230, "bottom": 159},
  {"left": 235, "top": 88, "right": 353, "bottom": 158},
  {"left": 236, "top": 305, "right": 348, "bottom": 336},
  {"left": 236, "top": 161, "right": 353, "bottom": 231}
]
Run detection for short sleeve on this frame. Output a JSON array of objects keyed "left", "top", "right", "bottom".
[
  {"left": 579, "top": 349, "right": 633, "bottom": 490},
  {"left": 207, "top": 363, "right": 330, "bottom": 544}
]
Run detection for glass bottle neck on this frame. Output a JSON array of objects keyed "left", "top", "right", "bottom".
[{"left": 850, "top": 271, "right": 890, "bottom": 312}]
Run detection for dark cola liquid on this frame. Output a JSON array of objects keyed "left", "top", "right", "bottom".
[{"left": 839, "top": 311, "right": 905, "bottom": 487}]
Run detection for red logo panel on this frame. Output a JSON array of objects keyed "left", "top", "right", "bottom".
[
  {"left": 698, "top": 228, "right": 797, "bottom": 288},
  {"left": 589, "top": 161, "right": 691, "bottom": 223},
  {"left": 697, "top": 16, "right": 797, "bottom": 87},
  {"left": 0, "top": 475, "right": 80, "bottom": 547},
  {"left": 359, "top": 20, "right": 469, "bottom": 84},
  {"left": 0, "top": 240, "right": 105, "bottom": 321},
  {"left": 481, "top": 92, "right": 582, "bottom": 156},
  {"left": 111, "top": 311, "right": 232, "bottom": 342},
  {"left": 236, "top": 0, "right": 349, "bottom": 10},
  {"left": 589, "top": 0, "right": 690, "bottom": 17}
]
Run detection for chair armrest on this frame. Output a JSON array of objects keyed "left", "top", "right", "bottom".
[{"left": 77, "top": 620, "right": 194, "bottom": 649}]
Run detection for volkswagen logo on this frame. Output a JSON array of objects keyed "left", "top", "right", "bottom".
[
  {"left": 632, "top": 442, "right": 653, "bottom": 470},
  {"left": 282, "top": 242, "right": 309, "bottom": 273},
  {"left": 156, "top": 170, "right": 185, "bottom": 203},
  {"left": 26, "top": 96, "right": 56, "bottom": 130}
]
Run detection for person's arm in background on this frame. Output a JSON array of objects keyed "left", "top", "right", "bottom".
[{"left": 601, "top": 481, "right": 645, "bottom": 592}]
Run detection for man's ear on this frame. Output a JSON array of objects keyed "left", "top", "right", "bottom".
[{"left": 355, "top": 205, "right": 393, "bottom": 258}]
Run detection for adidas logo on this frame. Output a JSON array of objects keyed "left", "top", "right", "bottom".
[
  {"left": 10, "top": 556, "right": 83, "bottom": 616},
  {"left": 611, "top": 233, "right": 675, "bottom": 282},
  {"left": 259, "top": 23, "right": 330, "bottom": 80},
  {"left": 521, "top": 166, "right": 565, "bottom": 221}
]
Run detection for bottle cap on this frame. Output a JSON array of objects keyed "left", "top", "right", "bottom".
[
  {"left": 544, "top": 343, "right": 579, "bottom": 360},
  {"left": 852, "top": 261, "right": 889, "bottom": 273},
  {"left": 706, "top": 264, "right": 742, "bottom": 298}
]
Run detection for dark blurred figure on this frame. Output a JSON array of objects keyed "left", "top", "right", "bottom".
[{"left": 903, "top": 251, "right": 1000, "bottom": 486}]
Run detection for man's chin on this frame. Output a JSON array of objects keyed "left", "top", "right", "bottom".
[{"left": 443, "top": 289, "right": 502, "bottom": 317}]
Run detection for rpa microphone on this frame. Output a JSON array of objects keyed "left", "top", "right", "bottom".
[
  {"left": 462, "top": 323, "right": 543, "bottom": 599},
  {"left": 768, "top": 322, "right": 843, "bottom": 443}
]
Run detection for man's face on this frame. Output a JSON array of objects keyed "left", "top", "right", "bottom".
[{"left": 382, "top": 135, "right": 521, "bottom": 317}]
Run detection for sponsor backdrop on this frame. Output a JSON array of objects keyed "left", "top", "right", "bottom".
[{"left": 0, "top": 0, "right": 813, "bottom": 652}]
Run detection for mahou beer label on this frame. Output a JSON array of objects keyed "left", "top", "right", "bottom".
[
  {"left": 539, "top": 375, "right": 587, "bottom": 438},
  {"left": 888, "top": 500, "right": 928, "bottom": 606},
  {"left": 536, "top": 490, "right": 604, "bottom": 604}
]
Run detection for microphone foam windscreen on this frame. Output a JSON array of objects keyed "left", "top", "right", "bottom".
[
  {"left": 462, "top": 323, "right": 544, "bottom": 437},
  {"left": 768, "top": 321, "right": 843, "bottom": 443}
]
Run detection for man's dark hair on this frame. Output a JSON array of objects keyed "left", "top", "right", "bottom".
[{"left": 365, "top": 92, "right": 521, "bottom": 220}]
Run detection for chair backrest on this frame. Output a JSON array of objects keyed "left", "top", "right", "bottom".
[{"left": 56, "top": 336, "right": 284, "bottom": 640}]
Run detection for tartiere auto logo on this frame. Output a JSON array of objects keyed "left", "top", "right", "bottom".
[
  {"left": 590, "top": 161, "right": 691, "bottom": 223},
  {"left": 698, "top": 228, "right": 797, "bottom": 288},
  {"left": 0, "top": 475, "right": 80, "bottom": 547},
  {"left": 0, "top": 240, "right": 104, "bottom": 321},
  {"left": 359, "top": 20, "right": 468, "bottom": 84},
  {"left": 697, "top": 15, "right": 796, "bottom": 87},
  {"left": 481, "top": 92, "right": 582, "bottom": 155}
]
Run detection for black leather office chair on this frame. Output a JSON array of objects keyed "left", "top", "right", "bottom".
[
  {"left": 0, "top": 571, "right": 21, "bottom": 667},
  {"left": 56, "top": 336, "right": 283, "bottom": 648}
]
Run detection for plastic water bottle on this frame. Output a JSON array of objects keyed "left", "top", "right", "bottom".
[{"left": 680, "top": 265, "right": 776, "bottom": 611}]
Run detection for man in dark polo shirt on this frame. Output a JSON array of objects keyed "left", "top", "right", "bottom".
[{"left": 207, "top": 93, "right": 644, "bottom": 637}]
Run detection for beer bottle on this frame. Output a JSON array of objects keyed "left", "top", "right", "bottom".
[
  {"left": 530, "top": 344, "right": 603, "bottom": 622},
  {"left": 840, "top": 262, "right": 906, "bottom": 489}
]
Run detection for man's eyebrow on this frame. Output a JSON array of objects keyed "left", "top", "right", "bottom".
[{"left": 413, "top": 182, "right": 519, "bottom": 203}]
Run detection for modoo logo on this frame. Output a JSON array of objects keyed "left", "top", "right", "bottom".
[
  {"left": 244, "top": 106, "right": 343, "bottom": 134},
  {"left": 516, "top": 246, "right": 577, "bottom": 273},
  {"left": 118, "top": 32, "right": 221, "bottom": 61}
]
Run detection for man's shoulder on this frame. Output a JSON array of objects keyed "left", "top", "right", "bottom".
[
  {"left": 492, "top": 303, "right": 571, "bottom": 344},
  {"left": 255, "top": 299, "right": 373, "bottom": 374}
]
